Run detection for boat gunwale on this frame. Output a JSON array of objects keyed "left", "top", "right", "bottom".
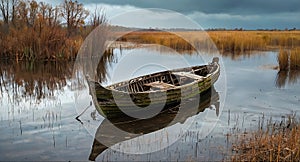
[{"left": 103, "top": 61, "right": 220, "bottom": 94}]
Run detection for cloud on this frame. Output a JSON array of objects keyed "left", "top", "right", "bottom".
[
  {"left": 108, "top": 9, "right": 200, "bottom": 29},
  {"left": 80, "top": 0, "right": 300, "bottom": 15},
  {"left": 33, "top": 0, "right": 300, "bottom": 29},
  {"left": 188, "top": 11, "right": 300, "bottom": 29},
  {"left": 84, "top": 3, "right": 138, "bottom": 19}
]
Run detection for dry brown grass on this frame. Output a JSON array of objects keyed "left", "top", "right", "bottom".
[
  {"left": 278, "top": 48, "right": 300, "bottom": 70},
  {"left": 278, "top": 49, "right": 290, "bottom": 70},
  {"left": 0, "top": 24, "right": 85, "bottom": 61},
  {"left": 208, "top": 31, "right": 267, "bottom": 53},
  {"left": 116, "top": 31, "right": 196, "bottom": 53},
  {"left": 117, "top": 30, "right": 300, "bottom": 55},
  {"left": 231, "top": 116, "right": 300, "bottom": 162},
  {"left": 290, "top": 48, "right": 300, "bottom": 69}
]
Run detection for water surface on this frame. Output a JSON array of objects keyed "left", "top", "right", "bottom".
[{"left": 0, "top": 45, "right": 300, "bottom": 161}]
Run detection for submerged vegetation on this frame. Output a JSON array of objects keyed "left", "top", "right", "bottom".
[{"left": 231, "top": 115, "right": 300, "bottom": 161}]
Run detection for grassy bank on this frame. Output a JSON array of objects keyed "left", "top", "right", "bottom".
[
  {"left": 231, "top": 115, "right": 300, "bottom": 161},
  {"left": 116, "top": 31, "right": 196, "bottom": 53},
  {"left": 209, "top": 31, "right": 300, "bottom": 53},
  {"left": 117, "top": 30, "right": 300, "bottom": 54},
  {"left": 118, "top": 30, "right": 300, "bottom": 69}
]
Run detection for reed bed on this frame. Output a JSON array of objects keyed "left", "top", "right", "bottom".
[
  {"left": 231, "top": 115, "right": 300, "bottom": 162},
  {"left": 290, "top": 48, "right": 300, "bottom": 69},
  {"left": 116, "top": 31, "right": 195, "bottom": 53},
  {"left": 117, "top": 30, "right": 300, "bottom": 55},
  {"left": 278, "top": 48, "right": 300, "bottom": 71},
  {"left": 278, "top": 49, "right": 290, "bottom": 70},
  {"left": 208, "top": 31, "right": 267, "bottom": 53}
]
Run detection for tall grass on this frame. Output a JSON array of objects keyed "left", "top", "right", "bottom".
[
  {"left": 278, "top": 48, "right": 300, "bottom": 71},
  {"left": 278, "top": 49, "right": 289, "bottom": 70},
  {"left": 208, "top": 31, "right": 267, "bottom": 53},
  {"left": 117, "top": 31, "right": 300, "bottom": 55},
  {"left": 117, "top": 31, "right": 195, "bottom": 53},
  {"left": 231, "top": 115, "right": 300, "bottom": 161},
  {"left": 290, "top": 48, "right": 300, "bottom": 69},
  {"left": 209, "top": 31, "right": 300, "bottom": 53}
]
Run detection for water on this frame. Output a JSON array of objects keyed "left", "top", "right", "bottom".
[{"left": 0, "top": 45, "right": 300, "bottom": 161}]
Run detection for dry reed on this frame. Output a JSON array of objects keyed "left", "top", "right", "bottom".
[
  {"left": 278, "top": 48, "right": 300, "bottom": 71},
  {"left": 116, "top": 31, "right": 195, "bottom": 53},
  {"left": 290, "top": 48, "right": 300, "bottom": 69},
  {"left": 231, "top": 115, "right": 300, "bottom": 162},
  {"left": 117, "top": 30, "right": 300, "bottom": 55},
  {"left": 278, "top": 49, "right": 289, "bottom": 70}
]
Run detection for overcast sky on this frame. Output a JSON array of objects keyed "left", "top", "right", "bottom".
[{"left": 39, "top": 0, "right": 300, "bottom": 29}]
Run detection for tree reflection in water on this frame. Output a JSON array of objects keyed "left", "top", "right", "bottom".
[{"left": 0, "top": 60, "right": 74, "bottom": 102}]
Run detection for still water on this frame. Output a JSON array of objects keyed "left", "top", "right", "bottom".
[{"left": 0, "top": 45, "right": 300, "bottom": 161}]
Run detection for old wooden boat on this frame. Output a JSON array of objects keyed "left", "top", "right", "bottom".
[
  {"left": 89, "top": 57, "right": 220, "bottom": 118},
  {"left": 89, "top": 87, "right": 220, "bottom": 161}
]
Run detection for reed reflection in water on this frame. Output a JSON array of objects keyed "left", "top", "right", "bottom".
[
  {"left": 276, "top": 70, "right": 300, "bottom": 88},
  {"left": 276, "top": 48, "right": 300, "bottom": 88}
]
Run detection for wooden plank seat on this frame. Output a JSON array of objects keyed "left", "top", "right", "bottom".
[
  {"left": 173, "top": 72, "right": 204, "bottom": 80},
  {"left": 144, "top": 81, "right": 176, "bottom": 90}
]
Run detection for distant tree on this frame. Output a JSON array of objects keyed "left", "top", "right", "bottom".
[
  {"left": 61, "top": 0, "right": 89, "bottom": 36},
  {"left": 0, "top": 0, "right": 18, "bottom": 26},
  {"left": 11, "top": 0, "right": 18, "bottom": 26},
  {"left": 16, "top": 0, "right": 29, "bottom": 27},
  {"left": 38, "top": 2, "right": 60, "bottom": 27},
  {"left": 89, "top": 6, "right": 107, "bottom": 28},
  {"left": 0, "top": 0, "right": 9, "bottom": 24},
  {"left": 28, "top": 0, "right": 38, "bottom": 26}
]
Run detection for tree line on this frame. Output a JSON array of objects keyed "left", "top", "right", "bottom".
[{"left": 0, "top": 0, "right": 107, "bottom": 61}]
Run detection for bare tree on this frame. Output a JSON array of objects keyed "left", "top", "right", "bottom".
[
  {"left": 90, "top": 6, "right": 107, "bottom": 28},
  {"left": 16, "top": 0, "right": 29, "bottom": 27},
  {"left": 28, "top": 0, "right": 38, "bottom": 26},
  {"left": 61, "top": 0, "right": 89, "bottom": 36},
  {"left": 0, "top": 0, "right": 9, "bottom": 24},
  {"left": 11, "top": 0, "right": 17, "bottom": 26},
  {"left": 39, "top": 2, "right": 60, "bottom": 27},
  {"left": 0, "top": 0, "right": 18, "bottom": 25}
]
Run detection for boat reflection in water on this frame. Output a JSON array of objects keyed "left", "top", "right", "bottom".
[{"left": 88, "top": 87, "right": 219, "bottom": 161}]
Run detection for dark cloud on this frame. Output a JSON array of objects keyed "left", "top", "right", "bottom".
[
  {"left": 41, "top": 0, "right": 299, "bottom": 29},
  {"left": 81, "top": 0, "right": 300, "bottom": 15},
  {"left": 190, "top": 12, "right": 300, "bottom": 29}
]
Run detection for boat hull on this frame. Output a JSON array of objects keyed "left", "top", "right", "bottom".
[{"left": 89, "top": 58, "right": 220, "bottom": 119}]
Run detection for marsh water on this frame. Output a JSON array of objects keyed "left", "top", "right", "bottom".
[{"left": 1, "top": 44, "right": 300, "bottom": 161}]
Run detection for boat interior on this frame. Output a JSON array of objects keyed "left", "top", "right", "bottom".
[{"left": 108, "top": 64, "right": 214, "bottom": 93}]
